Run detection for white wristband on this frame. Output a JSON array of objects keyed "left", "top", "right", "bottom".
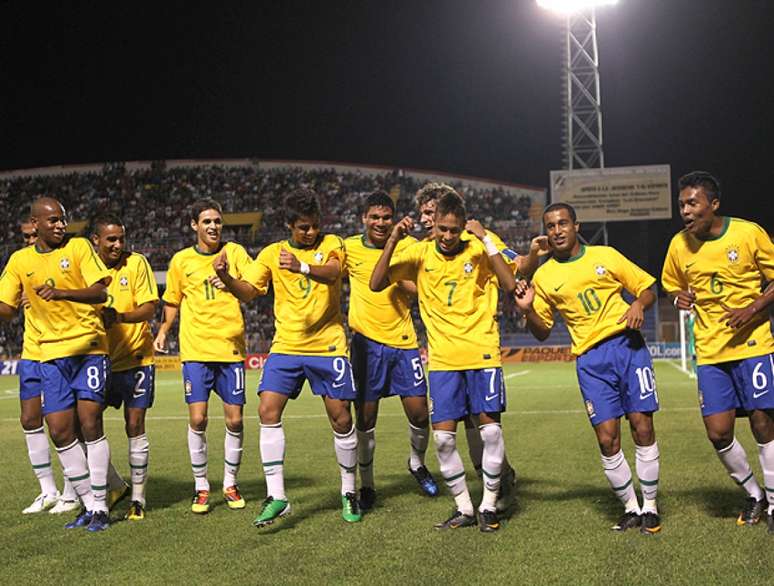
[
  {"left": 673, "top": 296, "right": 679, "bottom": 308},
  {"left": 481, "top": 235, "right": 499, "bottom": 257},
  {"left": 299, "top": 261, "right": 311, "bottom": 275}
]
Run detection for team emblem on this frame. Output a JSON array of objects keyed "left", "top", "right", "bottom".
[
  {"left": 185, "top": 379, "right": 192, "bottom": 396},
  {"left": 314, "top": 252, "right": 324, "bottom": 264},
  {"left": 594, "top": 265, "right": 606, "bottom": 276},
  {"left": 726, "top": 246, "right": 739, "bottom": 264},
  {"left": 697, "top": 389, "right": 704, "bottom": 409},
  {"left": 585, "top": 400, "right": 595, "bottom": 417},
  {"left": 463, "top": 262, "right": 473, "bottom": 274},
  {"left": 59, "top": 258, "right": 70, "bottom": 270},
  {"left": 119, "top": 276, "right": 129, "bottom": 287}
]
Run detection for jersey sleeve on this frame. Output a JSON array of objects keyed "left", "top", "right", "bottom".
[
  {"left": 229, "top": 243, "right": 253, "bottom": 280},
  {"left": 76, "top": 239, "right": 111, "bottom": 287},
  {"left": 661, "top": 237, "right": 687, "bottom": 294},
  {"left": 752, "top": 223, "right": 774, "bottom": 281},
  {"left": 0, "top": 255, "right": 22, "bottom": 309},
  {"left": 324, "top": 235, "right": 345, "bottom": 265},
  {"left": 608, "top": 247, "right": 656, "bottom": 296},
  {"left": 133, "top": 254, "right": 159, "bottom": 306},
  {"left": 388, "top": 241, "right": 422, "bottom": 283},
  {"left": 243, "top": 247, "right": 273, "bottom": 295},
  {"left": 531, "top": 279, "right": 555, "bottom": 329},
  {"left": 162, "top": 255, "right": 183, "bottom": 305}
]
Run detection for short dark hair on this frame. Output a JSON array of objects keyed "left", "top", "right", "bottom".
[
  {"left": 190, "top": 198, "right": 223, "bottom": 223},
  {"left": 284, "top": 188, "right": 321, "bottom": 225},
  {"left": 415, "top": 182, "right": 458, "bottom": 208},
  {"left": 363, "top": 190, "right": 395, "bottom": 215},
  {"left": 19, "top": 215, "right": 33, "bottom": 225},
  {"left": 90, "top": 214, "right": 124, "bottom": 237},
  {"left": 542, "top": 202, "right": 577, "bottom": 223},
  {"left": 678, "top": 171, "right": 721, "bottom": 202},
  {"left": 435, "top": 191, "right": 466, "bottom": 222}
]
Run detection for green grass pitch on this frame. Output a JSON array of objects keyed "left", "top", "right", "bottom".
[{"left": 1, "top": 362, "right": 772, "bottom": 585}]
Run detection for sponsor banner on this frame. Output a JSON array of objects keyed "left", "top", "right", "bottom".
[
  {"left": 155, "top": 355, "right": 182, "bottom": 371},
  {"left": 245, "top": 353, "right": 269, "bottom": 370},
  {"left": 501, "top": 346, "right": 575, "bottom": 363},
  {"left": 550, "top": 164, "right": 672, "bottom": 222},
  {"left": 1, "top": 360, "right": 19, "bottom": 375},
  {"left": 647, "top": 342, "right": 682, "bottom": 359}
]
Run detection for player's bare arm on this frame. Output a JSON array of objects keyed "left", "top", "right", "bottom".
[
  {"left": 516, "top": 235, "right": 551, "bottom": 278},
  {"left": 153, "top": 303, "right": 179, "bottom": 353},
  {"left": 370, "top": 216, "right": 414, "bottom": 292},
  {"left": 279, "top": 248, "right": 340, "bottom": 284},
  {"left": 0, "top": 301, "right": 18, "bottom": 321},
  {"left": 102, "top": 300, "right": 157, "bottom": 329},
  {"left": 466, "top": 219, "right": 516, "bottom": 294},
  {"left": 34, "top": 279, "right": 109, "bottom": 304},
  {"left": 617, "top": 288, "right": 656, "bottom": 330},
  {"left": 720, "top": 284, "right": 774, "bottom": 329},
  {"left": 212, "top": 250, "right": 259, "bottom": 302},
  {"left": 671, "top": 289, "right": 696, "bottom": 311},
  {"left": 513, "top": 279, "right": 552, "bottom": 341},
  {"left": 397, "top": 280, "right": 417, "bottom": 296}
]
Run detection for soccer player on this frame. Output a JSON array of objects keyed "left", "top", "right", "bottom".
[
  {"left": 213, "top": 188, "right": 361, "bottom": 526},
  {"left": 662, "top": 171, "right": 774, "bottom": 533},
  {"left": 370, "top": 191, "right": 516, "bottom": 532},
  {"left": 153, "top": 198, "right": 251, "bottom": 514},
  {"left": 0, "top": 197, "right": 113, "bottom": 532},
  {"left": 91, "top": 215, "right": 158, "bottom": 520},
  {"left": 513, "top": 202, "right": 662, "bottom": 534},
  {"left": 16, "top": 217, "right": 80, "bottom": 514},
  {"left": 344, "top": 190, "right": 438, "bottom": 510}
]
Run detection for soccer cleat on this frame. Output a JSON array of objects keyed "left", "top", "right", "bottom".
[
  {"left": 50, "top": 497, "right": 81, "bottom": 514},
  {"left": 408, "top": 462, "right": 439, "bottom": 497},
  {"left": 358, "top": 486, "right": 376, "bottom": 511},
  {"left": 253, "top": 496, "right": 291, "bottom": 528},
  {"left": 125, "top": 501, "right": 145, "bottom": 521},
  {"left": 496, "top": 464, "right": 517, "bottom": 513},
  {"left": 223, "top": 485, "right": 246, "bottom": 510},
  {"left": 86, "top": 510, "right": 110, "bottom": 532},
  {"left": 108, "top": 482, "right": 130, "bottom": 511},
  {"left": 191, "top": 490, "right": 210, "bottom": 514},
  {"left": 22, "top": 492, "right": 60, "bottom": 514},
  {"left": 640, "top": 512, "right": 662, "bottom": 535},
  {"left": 341, "top": 492, "right": 362, "bottom": 523},
  {"left": 434, "top": 509, "right": 477, "bottom": 530},
  {"left": 736, "top": 497, "right": 766, "bottom": 526},
  {"left": 64, "top": 509, "right": 93, "bottom": 529},
  {"left": 479, "top": 509, "right": 501, "bottom": 533},
  {"left": 611, "top": 511, "right": 641, "bottom": 532},
  {"left": 767, "top": 512, "right": 774, "bottom": 535}
]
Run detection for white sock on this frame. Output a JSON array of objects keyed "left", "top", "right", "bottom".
[
  {"left": 757, "top": 439, "right": 774, "bottom": 514},
  {"left": 187, "top": 426, "right": 209, "bottom": 492},
  {"left": 128, "top": 434, "right": 150, "bottom": 506},
  {"left": 61, "top": 477, "right": 78, "bottom": 501},
  {"left": 635, "top": 442, "right": 660, "bottom": 514},
  {"left": 86, "top": 435, "right": 111, "bottom": 513},
  {"left": 479, "top": 423, "right": 505, "bottom": 512},
  {"left": 334, "top": 426, "right": 358, "bottom": 496},
  {"left": 56, "top": 439, "right": 94, "bottom": 510},
  {"left": 716, "top": 438, "right": 764, "bottom": 501},
  {"left": 107, "top": 459, "right": 125, "bottom": 491},
  {"left": 465, "top": 426, "right": 483, "bottom": 476},
  {"left": 434, "top": 430, "right": 474, "bottom": 516},
  {"left": 601, "top": 449, "right": 640, "bottom": 513},
  {"left": 408, "top": 423, "right": 429, "bottom": 470},
  {"left": 357, "top": 428, "right": 376, "bottom": 488},
  {"left": 23, "top": 426, "right": 58, "bottom": 497},
  {"left": 223, "top": 428, "right": 243, "bottom": 490},
  {"left": 260, "top": 423, "right": 286, "bottom": 500}
]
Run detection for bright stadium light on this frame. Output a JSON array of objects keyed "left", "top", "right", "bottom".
[{"left": 536, "top": 0, "right": 618, "bottom": 14}]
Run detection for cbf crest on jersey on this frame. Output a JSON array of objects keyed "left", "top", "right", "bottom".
[
  {"left": 59, "top": 257, "right": 71, "bottom": 271},
  {"left": 119, "top": 275, "right": 129, "bottom": 288},
  {"left": 463, "top": 262, "right": 474, "bottom": 274},
  {"left": 594, "top": 264, "right": 606, "bottom": 276},
  {"left": 725, "top": 245, "right": 740, "bottom": 264},
  {"left": 585, "top": 399, "right": 596, "bottom": 417},
  {"left": 314, "top": 251, "right": 324, "bottom": 264}
]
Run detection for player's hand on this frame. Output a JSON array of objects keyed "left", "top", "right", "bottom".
[
  {"left": 102, "top": 307, "right": 119, "bottom": 329},
  {"left": 153, "top": 330, "right": 169, "bottom": 354},
  {"left": 20, "top": 290, "right": 30, "bottom": 309},
  {"left": 618, "top": 300, "right": 645, "bottom": 329},
  {"left": 465, "top": 219, "right": 486, "bottom": 240},
  {"left": 279, "top": 248, "right": 302, "bottom": 273},
  {"left": 208, "top": 275, "right": 226, "bottom": 290},
  {"left": 212, "top": 250, "right": 230, "bottom": 280},
  {"left": 33, "top": 284, "right": 62, "bottom": 302},
  {"left": 720, "top": 301, "right": 758, "bottom": 329},
  {"left": 513, "top": 279, "right": 536, "bottom": 311},
  {"left": 529, "top": 235, "right": 551, "bottom": 257},
  {"left": 673, "top": 289, "right": 696, "bottom": 311},
  {"left": 390, "top": 217, "right": 414, "bottom": 241}
]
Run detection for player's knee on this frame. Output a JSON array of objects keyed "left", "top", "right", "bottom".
[
  {"left": 20, "top": 411, "right": 43, "bottom": 431},
  {"left": 597, "top": 433, "right": 620, "bottom": 457},
  {"left": 433, "top": 430, "right": 457, "bottom": 454},
  {"left": 329, "top": 411, "right": 353, "bottom": 435},
  {"left": 749, "top": 412, "right": 774, "bottom": 444},
  {"left": 356, "top": 411, "right": 377, "bottom": 431},
  {"left": 125, "top": 420, "right": 144, "bottom": 437},
  {"left": 632, "top": 426, "right": 655, "bottom": 447},
  {"left": 407, "top": 413, "right": 428, "bottom": 429},
  {"left": 189, "top": 413, "right": 208, "bottom": 431},
  {"left": 224, "top": 415, "right": 243, "bottom": 433},
  {"left": 479, "top": 423, "right": 503, "bottom": 445},
  {"left": 706, "top": 428, "right": 734, "bottom": 450},
  {"left": 258, "top": 403, "right": 281, "bottom": 425}
]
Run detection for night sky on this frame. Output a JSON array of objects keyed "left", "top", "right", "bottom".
[{"left": 2, "top": 0, "right": 773, "bottom": 273}]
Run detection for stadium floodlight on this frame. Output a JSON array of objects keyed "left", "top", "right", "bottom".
[{"left": 536, "top": 0, "right": 618, "bottom": 14}]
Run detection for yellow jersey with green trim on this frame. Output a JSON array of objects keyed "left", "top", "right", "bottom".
[
  {"left": 21, "top": 302, "right": 43, "bottom": 361},
  {"left": 661, "top": 217, "right": 774, "bottom": 365},
  {"left": 388, "top": 237, "right": 502, "bottom": 371},
  {"left": 243, "top": 234, "right": 346, "bottom": 356},
  {"left": 105, "top": 252, "right": 159, "bottom": 372},
  {"left": 162, "top": 242, "right": 250, "bottom": 362},
  {"left": 344, "top": 234, "right": 418, "bottom": 349},
  {"left": 0, "top": 237, "right": 110, "bottom": 361},
  {"left": 531, "top": 245, "right": 655, "bottom": 356}
]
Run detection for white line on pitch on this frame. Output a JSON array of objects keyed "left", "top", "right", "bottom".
[{"left": 506, "top": 370, "right": 530, "bottom": 379}]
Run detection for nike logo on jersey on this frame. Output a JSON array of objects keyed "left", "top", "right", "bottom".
[
  {"left": 332, "top": 381, "right": 346, "bottom": 388},
  {"left": 232, "top": 389, "right": 244, "bottom": 395},
  {"left": 424, "top": 267, "right": 435, "bottom": 272},
  {"left": 186, "top": 271, "right": 195, "bottom": 277},
  {"left": 685, "top": 262, "right": 695, "bottom": 268},
  {"left": 554, "top": 283, "right": 564, "bottom": 292},
  {"left": 640, "top": 392, "right": 655, "bottom": 401},
  {"left": 484, "top": 392, "right": 499, "bottom": 402},
  {"left": 26, "top": 272, "right": 34, "bottom": 277},
  {"left": 132, "top": 390, "right": 146, "bottom": 399},
  {"left": 753, "top": 390, "right": 769, "bottom": 399}
]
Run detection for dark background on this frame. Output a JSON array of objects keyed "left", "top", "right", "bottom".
[{"left": 2, "top": 0, "right": 772, "bottom": 275}]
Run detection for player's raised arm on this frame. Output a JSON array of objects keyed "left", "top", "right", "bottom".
[
  {"left": 279, "top": 247, "right": 340, "bottom": 284},
  {"left": 370, "top": 216, "right": 414, "bottom": 292},
  {"left": 212, "top": 250, "right": 261, "bottom": 302},
  {"left": 466, "top": 219, "right": 516, "bottom": 294},
  {"left": 513, "top": 279, "right": 552, "bottom": 341},
  {"left": 516, "top": 235, "right": 551, "bottom": 278}
]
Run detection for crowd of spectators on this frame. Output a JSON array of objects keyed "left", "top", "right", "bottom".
[{"left": 0, "top": 161, "right": 542, "bottom": 358}]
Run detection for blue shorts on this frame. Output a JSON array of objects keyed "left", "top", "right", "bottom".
[
  {"left": 575, "top": 331, "right": 659, "bottom": 427},
  {"left": 106, "top": 365, "right": 155, "bottom": 410},
  {"left": 696, "top": 353, "right": 774, "bottom": 417},
  {"left": 351, "top": 332, "right": 427, "bottom": 403},
  {"left": 39, "top": 355, "right": 110, "bottom": 416},
  {"left": 182, "top": 362, "right": 246, "bottom": 405},
  {"left": 427, "top": 368, "right": 506, "bottom": 424},
  {"left": 259, "top": 353, "right": 356, "bottom": 400},
  {"left": 18, "top": 359, "right": 42, "bottom": 401}
]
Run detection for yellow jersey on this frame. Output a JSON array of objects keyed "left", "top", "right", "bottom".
[
  {"left": 388, "top": 238, "right": 503, "bottom": 371},
  {"left": 21, "top": 303, "right": 43, "bottom": 361},
  {"left": 531, "top": 245, "right": 655, "bottom": 356},
  {"left": 163, "top": 243, "right": 251, "bottom": 362},
  {"left": 661, "top": 217, "right": 774, "bottom": 365},
  {"left": 243, "top": 234, "right": 347, "bottom": 356},
  {"left": 105, "top": 252, "right": 159, "bottom": 372},
  {"left": 0, "top": 237, "right": 110, "bottom": 361},
  {"left": 344, "top": 234, "right": 418, "bottom": 349}
]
